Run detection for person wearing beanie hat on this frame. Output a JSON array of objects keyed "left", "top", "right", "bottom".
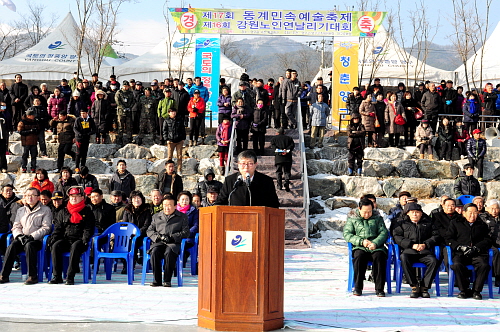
[
  {"left": 73, "top": 108, "right": 96, "bottom": 170},
  {"left": 347, "top": 112, "right": 365, "bottom": 176},
  {"left": 67, "top": 87, "right": 86, "bottom": 117},
  {"left": 393, "top": 202, "right": 440, "bottom": 298},
  {"left": 388, "top": 191, "right": 412, "bottom": 234},
  {"left": 115, "top": 77, "right": 135, "bottom": 145},
  {"left": 454, "top": 163, "right": 481, "bottom": 197},
  {"left": 137, "top": 87, "right": 158, "bottom": 144},
  {"left": 18, "top": 108, "right": 41, "bottom": 173},
  {"left": 466, "top": 128, "right": 486, "bottom": 181},
  {"left": 91, "top": 89, "right": 110, "bottom": 144},
  {"left": 74, "top": 166, "right": 99, "bottom": 190}
]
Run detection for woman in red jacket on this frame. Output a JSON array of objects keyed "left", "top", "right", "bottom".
[
  {"left": 30, "top": 168, "right": 55, "bottom": 193},
  {"left": 187, "top": 89, "right": 206, "bottom": 146}
]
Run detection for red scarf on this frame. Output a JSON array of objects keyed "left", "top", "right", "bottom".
[
  {"left": 67, "top": 200, "right": 86, "bottom": 224},
  {"left": 220, "top": 121, "right": 230, "bottom": 141},
  {"left": 176, "top": 204, "right": 190, "bottom": 214}
]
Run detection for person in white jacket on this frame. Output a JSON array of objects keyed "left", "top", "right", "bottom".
[{"left": 0, "top": 187, "right": 52, "bottom": 285}]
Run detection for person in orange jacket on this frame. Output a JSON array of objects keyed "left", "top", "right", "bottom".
[
  {"left": 187, "top": 90, "right": 206, "bottom": 146},
  {"left": 30, "top": 168, "right": 54, "bottom": 193}
]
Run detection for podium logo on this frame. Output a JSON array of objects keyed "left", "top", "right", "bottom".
[{"left": 226, "top": 231, "right": 253, "bottom": 253}]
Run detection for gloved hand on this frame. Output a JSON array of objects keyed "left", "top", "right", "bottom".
[
  {"left": 466, "top": 246, "right": 480, "bottom": 257},
  {"left": 369, "top": 112, "right": 375, "bottom": 117},
  {"left": 446, "top": 100, "right": 452, "bottom": 105},
  {"left": 252, "top": 123, "right": 258, "bottom": 128},
  {"left": 20, "top": 235, "right": 34, "bottom": 246},
  {"left": 457, "top": 245, "right": 470, "bottom": 254},
  {"left": 15, "top": 234, "right": 24, "bottom": 240},
  {"left": 75, "top": 141, "right": 81, "bottom": 148},
  {"left": 159, "top": 234, "right": 172, "bottom": 244},
  {"left": 30, "top": 128, "right": 38, "bottom": 133},
  {"left": 385, "top": 122, "right": 389, "bottom": 127}
]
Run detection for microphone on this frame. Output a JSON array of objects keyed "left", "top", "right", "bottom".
[
  {"left": 245, "top": 173, "right": 251, "bottom": 187},
  {"left": 233, "top": 175, "right": 243, "bottom": 189}
]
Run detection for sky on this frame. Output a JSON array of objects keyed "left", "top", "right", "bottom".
[{"left": 2, "top": 0, "right": 499, "bottom": 56}]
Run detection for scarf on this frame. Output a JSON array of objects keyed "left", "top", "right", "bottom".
[
  {"left": 220, "top": 121, "right": 230, "bottom": 141},
  {"left": 67, "top": 200, "right": 86, "bottom": 224},
  {"left": 176, "top": 204, "right": 190, "bottom": 214},
  {"left": 469, "top": 100, "right": 476, "bottom": 114}
]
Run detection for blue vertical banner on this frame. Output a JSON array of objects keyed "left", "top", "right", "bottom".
[{"left": 195, "top": 36, "right": 220, "bottom": 123}]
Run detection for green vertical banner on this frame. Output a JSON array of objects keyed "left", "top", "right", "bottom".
[{"left": 195, "top": 37, "right": 220, "bottom": 122}]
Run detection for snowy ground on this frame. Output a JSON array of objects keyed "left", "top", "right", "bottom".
[{"left": 1, "top": 236, "right": 500, "bottom": 332}]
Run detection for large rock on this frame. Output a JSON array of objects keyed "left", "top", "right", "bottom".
[
  {"left": 382, "top": 178, "right": 404, "bottom": 198},
  {"left": 114, "top": 144, "right": 152, "bottom": 159},
  {"left": 6, "top": 156, "right": 22, "bottom": 172},
  {"left": 9, "top": 141, "right": 23, "bottom": 156},
  {"left": 111, "top": 158, "right": 149, "bottom": 175},
  {"left": 376, "top": 197, "right": 399, "bottom": 214},
  {"left": 14, "top": 173, "right": 34, "bottom": 192},
  {"left": 63, "top": 158, "right": 112, "bottom": 174},
  {"left": 135, "top": 175, "right": 158, "bottom": 196},
  {"left": 198, "top": 158, "right": 217, "bottom": 176},
  {"left": 307, "top": 159, "right": 333, "bottom": 175},
  {"left": 187, "top": 145, "right": 217, "bottom": 160},
  {"left": 416, "top": 160, "right": 459, "bottom": 179},
  {"left": 314, "top": 146, "right": 349, "bottom": 160},
  {"left": 94, "top": 174, "right": 112, "bottom": 194},
  {"left": 431, "top": 180, "right": 455, "bottom": 198},
  {"left": 397, "top": 178, "right": 434, "bottom": 199},
  {"left": 88, "top": 144, "right": 121, "bottom": 159},
  {"left": 341, "top": 176, "right": 384, "bottom": 197},
  {"left": 364, "top": 147, "right": 412, "bottom": 162},
  {"left": 362, "top": 161, "right": 394, "bottom": 178},
  {"left": 309, "top": 200, "right": 325, "bottom": 215},
  {"left": 308, "top": 175, "right": 344, "bottom": 198},
  {"left": 36, "top": 158, "right": 57, "bottom": 171},
  {"left": 324, "top": 197, "right": 357, "bottom": 210},
  {"left": 487, "top": 147, "right": 500, "bottom": 162},
  {"left": 486, "top": 182, "right": 500, "bottom": 200},
  {"left": 9, "top": 132, "right": 21, "bottom": 141},
  {"left": 393, "top": 160, "right": 420, "bottom": 178},
  {"left": 331, "top": 160, "right": 348, "bottom": 176},
  {"left": 481, "top": 161, "right": 500, "bottom": 181},
  {"left": 148, "top": 159, "right": 168, "bottom": 174},
  {"left": 182, "top": 175, "right": 199, "bottom": 192},
  {"left": 0, "top": 173, "right": 14, "bottom": 186},
  {"left": 182, "top": 158, "right": 199, "bottom": 176},
  {"left": 150, "top": 144, "right": 170, "bottom": 160},
  {"left": 305, "top": 150, "right": 316, "bottom": 160}
]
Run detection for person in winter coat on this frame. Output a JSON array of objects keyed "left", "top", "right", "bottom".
[
  {"left": 481, "top": 200, "right": 500, "bottom": 283},
  {"left": 463, "top": 92, "right": 480, "bottom": 134},
  {"left": 467, "top": 129, "right": 487, "bottom": 181},
  {"left": 446, "top": 203, "right": 492, "bottom": 300},
  {"left": 373, "top": 94, "right": 386, "bottom": 147},
  {"left": 343, "top": 198, "right": 388, "bottom": 297},
  {"left": 176, "top": 191, "right": 199, "bottom": 262},
  {"left": 454, "top": 119, "right": 470, "bottom": 159},
  {"left": 308, "top": 93, "right": 330, "bottom": 149},
  {"left": 18, "top": 109, "right": 40, "bottom": 173},
  {"left": 359, "top": 94, "right": 376, "bottom": 147},
  {"left": 187, "top": 90, "right": 206, "bottom": 146},
  {"left": 388, "top": 191, "right": 411, "bottom": 233},
  {"left": 0, "top": 187, "right": 52, "bottom": 285},
  {"left": 201, "top": 186, "right": 219, "bottom": 207},
  {"left": 115, "top": 81, "right": 136, "bottom": 144},
  {"left": 442, "top": 80, "right": 458, "bottom": 114},
  {"left": 137, "top": 88, "right": 158, "bottom": 143},
  {"left": 217, "top": 87, "right": 232, "bottom": 124},
  {"left": 157, "top": 160, "right": 183, "bottom": 200},
  {"left": 346, "top": 87, "right": 363, "bottom": 115},
  {"left": 216, "top": 115, "right": 232, "bottom": 174},
  {"left": 415, "top": 119, "right": 434, "bottom": 160},
  {"left": 482, "top": 83, "right": 498, "bottom": 130},
  {"left": 48, "top": 186, "right": 95, "bottom": 285},
  {"left": 91, "top": 89, "right": 110, "bottom": 144},
  {"left": 454, "top": 163, "right": 481, "bottom": 197},
  {"left": 0, "top": 184, "right": 20, "bottom": 227},
  {"left": 437, "top": 117, "right": 454, "bottom": 161},
  {"left": 162, "top": 108, "right": 186, "bottom": 173},
  {"left": 385, "top": 93, "right": 406, "bottom": 147},
  {"left": 30, "top": 168, "right": 54, "bottom": 194},
  {"left": 67, "top": 90, "right": 87, "bottom": 117},
  {"left": 73, "top": 109, "right": 96, "bottom": 170},
  {"left": 421, "top": 83, "right": 442, "bottom": 132},
  {"left": 395, "top": 82, "right": 406, "bottom": 102},
  {"left": 401, "top": 92, "right": 419, "bottom": 146},
  {"left": 270, "top": 127, "right": 295, "bottom": 192},
  {"left": 393, "top": 203, "right": 440, "bottom": 298},
  {"left": 50, "top": 111, "right": 76, "bottom": 172},
  {"left": 47, "top": 87, "right": 67, "bottom": 143},
  {"left": 89, "top": 188, "right": 115, "bottom": 233},
  {"left": 194, "top": 168, "right": 223, "bottom": 200},
  {"left": 231, "top": 97, "right": 252, "bottom": 154},
  {"left": 9, "top": 74, "right": 28, "bottom": 127},
  {"left": 157, "top": 88, "right": 178, "bottom": 144},
  {"left": 251, "top": 99, "right": 268, "bottom": 155},
  {"left": 27, "top": 97, "right": 50, "bottom": 157},
  {"left": 74, "top": 166, "right": 99, "bottom": 190},
  {"left": 281, "top": 70, "right": 302, "bottom": 128},
  {"left": 188, "top": 77, "right": 209, "bottom": 101},
  {"left": 110, "top": 160, "right": 136, "bottom": 198},
  {"left": 24, "top": 85, "right": 47, "bottom": 110},
  {"left": 146, "top": 195, "right": 189, "bottom": 287},
  {"left": 347, "top": 113, "right": 365, "bottom": 176},
  {"left": 54, "top": 167, "right": 78, "bottom": 200},
  {"left": 0, "top": 101, "right": 11, "bottom": 171}
]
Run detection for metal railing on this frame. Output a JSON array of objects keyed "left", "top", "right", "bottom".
[
  {"left": 296, "top": 98, "right": 309, "bottom": 238},
  {"left": 224, "top": 118, "right": 237, "bottom": 177}
]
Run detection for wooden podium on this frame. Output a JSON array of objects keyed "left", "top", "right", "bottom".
[{"left": 198, "top": 206, "right": 285, "bottom": 332}]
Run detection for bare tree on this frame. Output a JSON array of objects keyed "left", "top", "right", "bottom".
[
  {"left": 14, "top": 1, "right": 58, "bottom": 47},
  {"left": 221, "top": 35, "right": 257, "bottom": 71},
  {"left": 74, "top": 0, "right": 96, "bottom": 76},
  {"left": 469, "top": 0, "right": 492, "bottom": 90}
]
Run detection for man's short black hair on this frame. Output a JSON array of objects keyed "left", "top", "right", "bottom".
[
  {"left": 166, "top": 159, "right": 175, "bottom": 166},
  {"left": 117, "top": 159, "right": 127, "bottom": 166},
  {"left": 91, "top": 188, "right": 103, "bottom": 196},
  {"left": 1, "top": 184, "right": 14, "bottom": 191},
  {"left": 443, "top": 198, "right": 456, "bottom": 205},
  {"left": 237, "top": 150, "right": 257, "bottom": 163},
  {"left": 162, "top": 193, "right": 175, "bottom": 203},
  {"left": 40, "top": 190, "right": 52, "bottom": 198},
  {"left": 463, "top": 203, "right": 478, "bottom": 212},
  {"left": 358, "top": 198, "right": 374, "bottom": 209},
  {"left": 361, "top": 194, "right": 376, "bottom": 201}
]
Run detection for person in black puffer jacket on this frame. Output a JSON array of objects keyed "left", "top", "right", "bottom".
[
  {"left": 466, "top": 129, "right": 487, "bottom": 180},
  {"left": 194, "top": 168, "right": 222, "bottom": 200},
  {"left": 347, "top": 113, "right": 365, "bottom": 176},
  {"left": 162, "top": 108, "right": 186, "bottom": 173},
  {"left": 454, "top": 164, "right": 481, "bottom": 197},
  {"left": 74, "top": 166, "right": 99, "bottom": 190}
]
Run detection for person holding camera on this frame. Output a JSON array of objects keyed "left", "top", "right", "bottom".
[
  {"left": 415, "top": 119, "right": 434, "bottom": 160},
  {"left": 146, "top": 194, "right": 189, "bottom": 287},
  {"left": 0, "top": 187, "right": 52, "bottom": 285}
]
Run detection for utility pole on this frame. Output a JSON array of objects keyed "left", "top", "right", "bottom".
[{"left": 320, "top": 37, "right": 325, "bottom": 69}]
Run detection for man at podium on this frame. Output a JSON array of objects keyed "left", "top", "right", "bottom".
[{"left": 215, "top": 150, "right": 280, "bottom": 208}]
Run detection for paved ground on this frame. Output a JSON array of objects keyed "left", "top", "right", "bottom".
[{"left": 2, "top": 235, "right": 500, "bottom": 332}]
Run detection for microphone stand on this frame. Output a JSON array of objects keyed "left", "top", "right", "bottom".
[{"left": 228, "top": 177, "right": 242, "bottom": 206}]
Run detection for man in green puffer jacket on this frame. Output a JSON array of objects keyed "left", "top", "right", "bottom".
[{"left": 344, "top": 198, "right": 388, "bottom": 297}]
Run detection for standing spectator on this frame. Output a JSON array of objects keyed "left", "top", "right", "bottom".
[
  {"left": 0, "top": 102, "right": 10, "bottom": 172},
  {"left": 437, "top": 117, "right": 454, "bottom": 161},
  {"left": 217, "top": 86, "right": 232, "bottom": 124},
  {"left": 273, "top": 77, "right": 286, "bottom": 129},
  {"left": 442, "top": 80, "right": 458, "bottom": 114},
  {"left": 263, "top": 78, "right": 275, "bottom": 127},
  {"left": 30, "top": 169, "right": 54, "bottom": 194},
  {"left": 231, "top": 97, "right": 252, "bottom": 154},
  {"left": 454, "top": 119, "right": 470, "bottom": 159},
  {"left": 18, "top": 109, "right": 40, "bottom": 173},
  {"left": 343, "top": 198, "right": 388, "bottom": 297},
  {"left": 25, "top": 86, "right": 47, "bottom": 110},
  {"left": 110, "top": 160, "right": 136, "bottom": 198},
  {"left": 370, "top": 78, "right": 384, "bottom": 95},
  {"left": 131, "top": 80, "right": 144, "bottom": 135},
  {"left": 91, "top": 90, "right": 110, "bottom": 144},
  {"left": 0, "top": 187, "right": 52, "bottom": 285},
  {"left": 346, "top": 87, "right": 363, "bottom": 115},
  {"left": 48, "top": 186, "right": 94, "bottom": 285},
  {"left": 455, "top": 86, "right": 465, "bottom": 115},
  {"left": 415, "top": 119, "right": 434, "bottom": 160},
  {"left": 163, "top": 108, "right": 186, "bottom": 174},
  {"left": 138, "top": 88, "right": 159, "bottom": 144},
  {"left": 89, "top": 188, "right": 115, "bottom": 233},
  {"left": 421, "top": 83, "right": 442, "bottom": 132},
  {"left": 68, "top": 72, "right": 82, "bottom": 91},
  {"left": 388, "top": 191, "right": 412, "bottom": 232},
  {"left": 373, "top": 94, "right": 386, "bottom": 147},
  {"left": 50, "top": 111, "right": 75, "bottom": 172},
  {"left": 385, "top": 93, "right": 406, "bottom": 148},
  {"left": 54, "top": 167, "right": 78, "bottom": 200},
  {"left": 467, "top": 129, "right": 487, "bottom": 181},
  {"left": 27, "top": 98, "right": 50, "bottom": 158},
  {"left": 0, "top": 82, "right": 12, "bottom": 115},
  {"left": 270, "top": 128, "right": 295, "bottom": 192},
  {"left": 157, "top": 160, "right": 183, "bottom": 199},
  {"left": 482, "top": 83, "right": 497, "bottom": 130},
  {"left": 194, "top": 168, "right": 223, "bottom": 200},
  {"left": 308, "top": 93, "right": 330, "bottom": 149},
  {"left": 188, "top": 77, "right": 209, "bottom": 101},
  {"left": 9, "top": 74, "right": 28, "bottom": 127},
  {"left": 232, "top": 81, "right": 256, "bottom": 109},
  {"left": 105, "top": 74, "right": 120, "bottom": 91},
  {"left": 47, "top": 87, "right": 67, "bottom": 143},
  {"left": 40, "top": 83, "right": 52, "bottom": 102},
  {"left": 347, "top": 113, "right": 365, "bottom": 176},
  {"left": 395, "top": 82, "right": 406, "bottom": 102},
  {"left": 176, "top": 82, "right": 190, "bottom": 126},
  {"left": 463, "top": 92, "right": 480, "bottom": 134},
  {"left": 401, "top": 91, "right": 419, "bottom": 146},
  {"left": 176, "top": 191, "right": 199, "bottom": 264},
  {"left": 414, "top": 82, "right": 427, "bottom": 107},
  {"left": 57, "top": 79, "right": 72, "bottom": 104},
  {"left": 359, "top": 93, "right": 376, "bottom": 147},
  {"left": 282, "top": 70, "right": 302, "bottom": 129},
  {"left": 73, "top": 109, "right": 96, "bottom": 170},
  {"left": 251, "top": 99, "right": 267, "bottom": 156},
  {"left": 187, "top": 90, "right": 206, "bottom": 147},
  {"left": 157, "top": 88, "right": 177, "bottom": 145},
  {"left": 74, "top": 166, "right": 99, "bottom": 190},
  {"left": 115, "top": 81, "right": 135, "bottom": 145},
  {"left": 454, "top": 163, "right": 481, "bottom": 197},
  {"left": 216, "top": 114, "right": 232, "bottom": 174}
]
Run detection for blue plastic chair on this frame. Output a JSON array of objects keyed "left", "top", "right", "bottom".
[
  {"left": 6, "top": 233, "right": 48, "bottom": 281},
  {"left": 47, "top": 242, "right": 92, "bottom": 283},
  {"left": 347, "top": 241, "right": 392, "bottom": 294},
  {"left": 184, "top": 233, "right": 199, "bottom": 275},
  {"left": 394, "top": 243, "right": 441, "bottom": 296},
  {"left": 446, "top": 245, "right": 493, "bottom": 298},
  {"left": 92, "top": 222, "right": 140, "bottom": 285},
  {"left": 458, "top": 195, "right": 475, "bottom": 205},
  {"left": 0, "top": 232, "right": 10, "bottom": 270},
  {"left": 141, "top": 237, "right": 185, "bottom": 286}
]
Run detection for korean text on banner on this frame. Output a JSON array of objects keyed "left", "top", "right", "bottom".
[
  {"left": 333, "top": 37, "right": 359, "bottom": 131},
  {"left": 195, "top": 37, "right": 220, "bottom": 123},
  {"left": 170, "top": 8, "right": 386, "bottom": 37}
]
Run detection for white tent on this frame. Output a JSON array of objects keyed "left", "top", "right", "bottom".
[
  {"left": 313, "top": 27, "right": 454, "bottom": 87},
  {"left": 113, "top": 35, "right": 245, "bottom": 86},
  {"left": 0, "top": 12, "right": 118, "bottom": 81},
  {"left": 455, "top": 21, "right": 500, "bottom": 88}
]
